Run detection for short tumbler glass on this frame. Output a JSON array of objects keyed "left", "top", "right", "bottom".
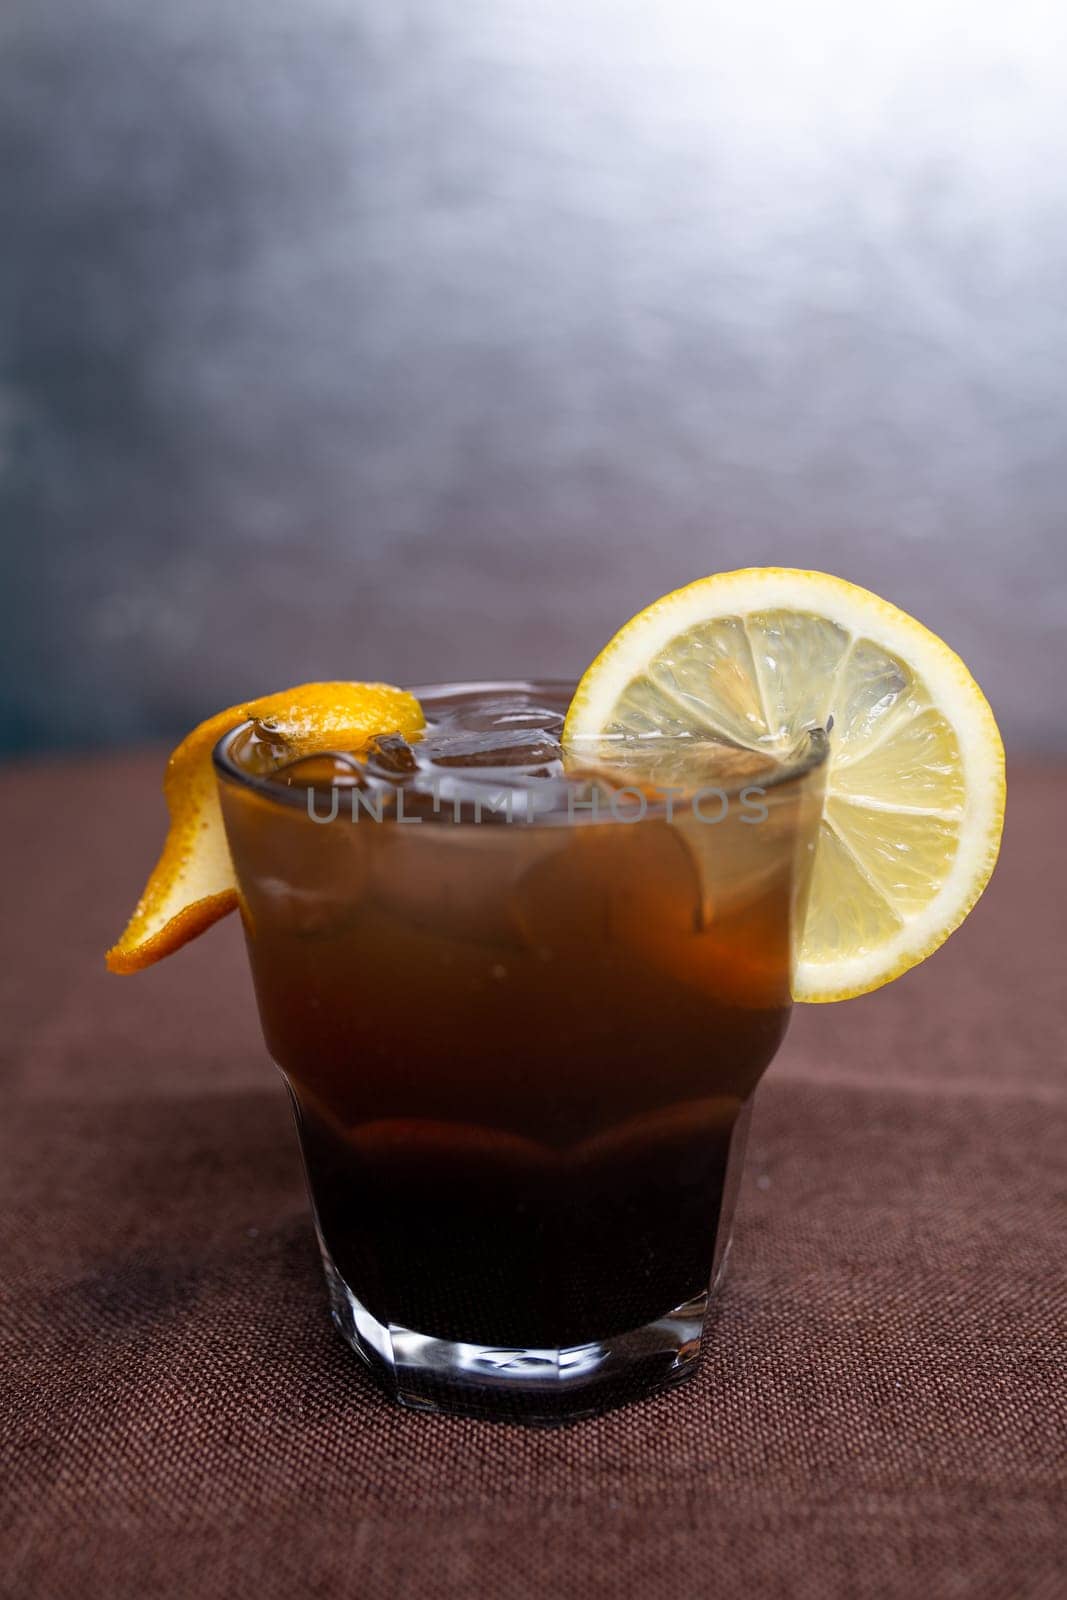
[{"left": 214, "top": 680, "right": 827, "bottom": 1423}]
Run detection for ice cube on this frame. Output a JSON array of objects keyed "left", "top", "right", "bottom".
[
  {"left": 365, "top": 732, "right": 420, "bottom": 776},
  {"left": 575, "top": 1097, "right": 741, "bottom": 1170},
  {"left": 495, "top": 708, "right": 564, "bottom": 733},
  {"left": 344, "top": 1119, "right": 556, "bottom": 1179},
  {"left": 568, "top": 735, "right": 776, "bottom": 795},
  {"left": 450, "top": 697, "right": 564, "bottom": 736},
  {"left": 423, "top": 729, "right": 562, "bottom": 769},
  {"left": 274, "top": 751, "right": 367, "bottom": 789},
  {"left": 231, "top": 717, "right": 301, "bottom": 776},
  {"left": 368, "top": 825, "right": 530, "bottom": 948}
]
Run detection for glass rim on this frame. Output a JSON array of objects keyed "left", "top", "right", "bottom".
[{"left": 211, "top": 677, "right": 830, "bottom": 825}]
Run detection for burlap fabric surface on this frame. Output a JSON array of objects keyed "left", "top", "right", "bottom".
[{"left": 2, "top": 755, "right": 1064, "bottom": 1599}]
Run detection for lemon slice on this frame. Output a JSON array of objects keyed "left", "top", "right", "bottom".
[
  {"left": 107, "top": 681, "right": 423, "bottom": 973},
  {"left": 563, "top": 569, "right": 1005, "bottom": 1002}
]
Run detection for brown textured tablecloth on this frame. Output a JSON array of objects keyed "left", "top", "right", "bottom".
[{"left": 2, "top": 754, "right": 1064, "bottom": 1600}]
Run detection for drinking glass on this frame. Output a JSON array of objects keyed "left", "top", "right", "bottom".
[{"left": 214, "top": 681, "right": 827, "bottom": 1422}]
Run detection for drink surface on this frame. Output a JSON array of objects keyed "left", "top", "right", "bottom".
[
  {"left": 217, "top": 683, "right": 823, "bottom": 1349},
  {"left": 235, "top": 679, "right": 783, "bottom": 822}
]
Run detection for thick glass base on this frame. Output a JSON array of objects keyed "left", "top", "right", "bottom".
[
  {"left": 306, "top": 1096, "right": 755, "bottom": 1423},
  {"left": 321, "top": 1244, "right": 716, "bottom": 1423}
]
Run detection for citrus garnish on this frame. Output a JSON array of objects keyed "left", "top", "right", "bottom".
[
  {"left": 107, "top": 682, "right": 423, "bottom": 973},
  {"left": 563, "top": 569, "right": 1005, "bottom": 1002}
]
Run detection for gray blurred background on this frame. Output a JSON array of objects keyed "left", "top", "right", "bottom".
[{"left": 3, "top": 0, "right": 1066, "bottom": 757}]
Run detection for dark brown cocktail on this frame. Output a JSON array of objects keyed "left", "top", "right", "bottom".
[{"left": 214, "top": 681, "right": 826, "bottom": 1421}]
